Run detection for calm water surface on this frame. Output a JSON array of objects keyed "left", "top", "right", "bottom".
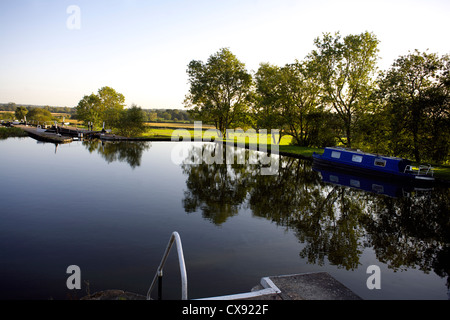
[{"left": 0, "top": 137, "right": 448, "bottom": 300}]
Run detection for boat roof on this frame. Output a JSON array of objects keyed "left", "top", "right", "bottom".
[{"left": 325, "top": 147, "right": 407, "bottom": 161}]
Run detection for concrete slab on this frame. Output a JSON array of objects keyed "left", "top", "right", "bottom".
[
  {"left": 268, "top": 272, "right": 362, "bottom": 300},
  {"left": 18, "top": 125, "right": 73, "bottom": 144}
]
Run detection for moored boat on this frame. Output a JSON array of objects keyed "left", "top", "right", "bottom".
[{"left": 312, "top": 147, "right": 434, "bottom": 182}]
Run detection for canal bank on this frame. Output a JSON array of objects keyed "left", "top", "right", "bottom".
[{"left": 13, "top": 124, "right": 450, "bottom": 184}]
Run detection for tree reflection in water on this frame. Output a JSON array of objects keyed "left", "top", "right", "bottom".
[
  {"left": 82, "top": 139, "right": 151, "bottom": 169},
  {"left": 181, "top": 143, "right": 254, "bottom": 225},
  {"left": 181, "top": 143, "right": 450, "bottom": 289}
]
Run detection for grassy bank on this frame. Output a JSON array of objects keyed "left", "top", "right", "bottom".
[
  {"left": 139, "top": 126, "right": 449, "bottom": 182},
  {"left": 433, "top": 165, "right": 450, "bottom": 181},
  {"left": 0, "top": 127, "right": 28, "bottom": 139}
]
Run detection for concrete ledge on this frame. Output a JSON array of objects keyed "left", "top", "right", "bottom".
[
  {"left": 268, "top": 272, "right": 362, "bottom": 300},
  {"left": 196, "top": 272, "right": 361, "bottom": 300}
]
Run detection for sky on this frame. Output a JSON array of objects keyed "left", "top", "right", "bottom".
[{"left": 0, "top": 0, "right": 449, "bottom": 109}]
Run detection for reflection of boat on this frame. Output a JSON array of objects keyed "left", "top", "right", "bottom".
[
  {"left": 313, "top": 147, "right": 434, "bottom": 182},
  {"left": 313, "top": 166, "right": 433, "bottom": 198}
]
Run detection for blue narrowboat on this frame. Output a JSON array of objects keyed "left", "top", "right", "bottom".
[{"left": 312, "top": 147, "right": 434, "bottom": 182}]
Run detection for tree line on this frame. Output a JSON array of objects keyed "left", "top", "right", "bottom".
[
  {"left": 145, "top": 109, "right": 191, "bottom": 122},
  {"left": 74, "top": 86, "right": 194, "bottom": 137},
  {"left": 184, "top": 31, "right": 450, "bottom": 164},
  {"left": 1, "top": 103, "right": 193, "bottom": 124},
  {"left": 0, "top": 103, "right": 76, "bottom": 114},
  {"left": 0, "top": 105, "right": 57, "bottom": 123}
]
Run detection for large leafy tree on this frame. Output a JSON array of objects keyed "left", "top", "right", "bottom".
[
  {"left": 278, "top": 61, "right": 323, "bottom": 146},
  {"left": 309, "top": 31, "right": 380, "bottom": 147},
  {"left": 253, "top": 63, "right": 288, "bottom": 142},
  {"left": 254, "top": 60, "right": 332, "bottom": 147},
  {"left": 184, "top": 48, "right": 253, "bottom": 137},
  {"left": 27, "top": 108, "right": 54, "bottom": 123},
  {"left": 15, "top": 106, "right": 28, "bottom": 121},
  {"left": 75, "top": 93, "right": 101, "bottom": 126},
  {"left": 75, "top": 86, "right": 125, "bottom": 128},
  {"left": 98, "top": 86, "right": 126, "bottom": 128},
  {"left": 114, "top": 104, "right": 147, "bottom": 137}
]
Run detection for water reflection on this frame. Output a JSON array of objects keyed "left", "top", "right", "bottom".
[
  {"left": 82, "top": 140, "right": 151, "bottom": 169},
  {"left": 181, "top": 143, "right": 254, "bottom": 225},
  {"left": 314, "top": 165, "right": 434, "bottom": 198},
  {"left": 181, "top": 143, "right": 450, "bottom": 287}
]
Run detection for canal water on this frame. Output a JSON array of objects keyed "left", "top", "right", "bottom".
[{"left": 0, "top": 137, "right": 448, "bottom": 300}]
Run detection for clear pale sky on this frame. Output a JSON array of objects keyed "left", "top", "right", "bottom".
[{"left": 1, "top": 0, "right": 449, "bottom": 109}]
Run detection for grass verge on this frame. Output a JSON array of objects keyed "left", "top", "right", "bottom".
[{"left": 0, "top": 127, "right": 28, "bottom": 139}]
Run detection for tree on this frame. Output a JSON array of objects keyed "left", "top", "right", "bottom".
[
  {"left": 254, "top": 60, "right": 332, "bottom": 147},
  {"left": 279, "top": 61, "right": 324, "bottom": 146},
  {"left": 378, "top": 50, "right": 450, "bottom": 163},
  {"left": 184, "top": 48, "right": 253, "bottom": 137},
  {"left": 75, "top": 86, "right": 126, "bottom": 128},
  {"left": 254, "top": 63, "right": 288, "bottom": 142},
  {"left": 309, "top": 31, "right": 380, "bottom": 147},
  {"left": 161, "top": 112, "right": 172, "bottom": 121},
  {"left": 15, "top": 106, "right": 28, "bottom": 121},
  {"left": 114, "top": 104, "right": 147, "bottom": 137},
  {"left": 27, "top": 108, "right": 54, "bottom": 123},
  {"left": 75, "top": 93, "right": 101, "bottom": 126},
  {"left": 0, "top": 112, "right": 14, "bottom": 121},
  {"left": 98, "top": 86, "right": 126, "bottom": 128},
  {"left": 148, "top": 112, "right": 158, "bottom": 122}
]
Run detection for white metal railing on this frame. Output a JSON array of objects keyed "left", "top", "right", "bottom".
[
  {"left": 147, "top": 232, "right": 188, "bottom": 300},
  {"left": 404, "top": 164, "right": 434, "bottom": 177}
]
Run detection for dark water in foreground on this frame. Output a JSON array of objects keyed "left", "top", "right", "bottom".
[{"left": 0, "top": 137, "right": 448, "bottom": 300}]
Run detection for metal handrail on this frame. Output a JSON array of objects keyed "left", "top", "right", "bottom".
[
  {"left": 404, "top": 164, "right": 434, "bottom": 176},
  {"left": 147, "top": 232, "right": 188, "bottom": 300}
]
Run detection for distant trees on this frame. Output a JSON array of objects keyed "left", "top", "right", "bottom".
[
  {"left": 0, "top": 112, "right": 14, "bottom": 121},
  {"left": 75, "top": 86, "right": 147, "bottom": 137},
  {"left": 144, "top": 109, "right": 191, "bottom": 122},
  {"left": 0, "top": 103, "right": 76, "bottom": 115}
]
